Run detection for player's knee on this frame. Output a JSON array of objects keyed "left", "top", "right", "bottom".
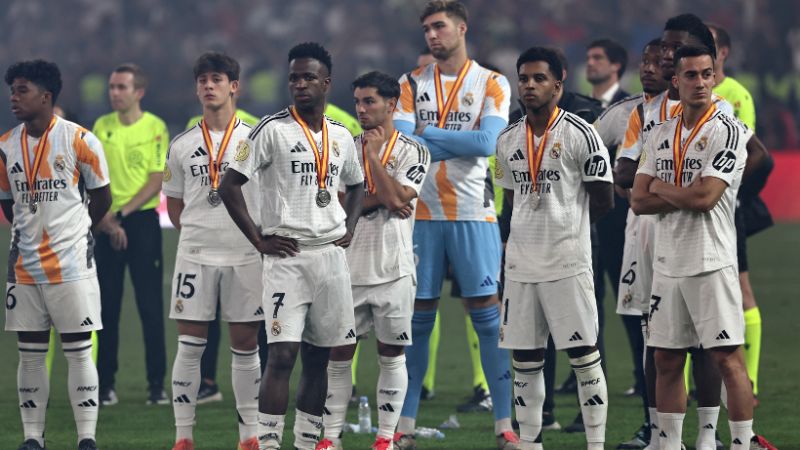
[
  {"left": 710, "top": 347, "right": 746, "bottom": 378},
  {"left": 229, "top": 324, "right": 259, "bottom": 350},
  {"left": 566, "top": 345, "right": 597, "bottom": 359},
  {"left": 18, "top": 330, "right": 51, "bottom": 344},
  {"left": 300, "top": 343, "right": 330, "bottom": 370},
  {"left": 267, "top": 343, "right": 299, "bottom": 373},
  {"left": 654, "top": 348, "right": 687, "bottom": 374},
  {"left": 376, "top": 341, "right": 404, "bottom": 357},
  {"left": 414, "top": 299, "right": 438, "bottom": 311},
  {"left": 61, "top": 331, "right": 92, "bottom": 343},
  {"left": 330, "top": 344, "right": 357, "bottom": 361},
  {"left": 513, "top": 349, "right": 544, "bottom": 362},
  {"left": 465, "top": 295, "right": 498, "bottom": 310}
]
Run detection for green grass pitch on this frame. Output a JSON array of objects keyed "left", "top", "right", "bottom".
[{"left": 0, "top": 224, "right": 797, "bottom": 449}]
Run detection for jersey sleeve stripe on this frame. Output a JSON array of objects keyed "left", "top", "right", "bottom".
[
  {"left": 565, "top": 115, "right": 600, "bottom": 153},
  {"left": 249, "top": 109, "right": 290, "bottom": 140},
  {"left": 498, "top": 116, "right": 525, "bottom": 139},
  {"left": 73, "top": 130, "right": 105, "bottom": 180}
]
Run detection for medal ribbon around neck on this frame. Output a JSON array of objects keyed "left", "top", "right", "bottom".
[
  {"left": 433, "top": 59, "right": 472, "bottom": 128},
  {"left": 200, "top": 115, "right": 237, "bottom": 190},
  {"left": 362, "top": 130, "right": 399, "bottom": 194},
  {"left": 672, "top": 103, "right": 717, "bottom": 187},
  {"left": 525, "top": 106, "right": 561, "bottom": 194},
  {"left": 21, "top": 116, "right": 57, "bottom": 206},
  {"left": 290, "top": 106, "right": 330, "bottom": 192}
]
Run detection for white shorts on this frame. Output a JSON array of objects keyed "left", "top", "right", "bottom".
[
  {"left": 263, "top": 244, "right": 356, "bottom": 347},
  {"left": 499, "top": 272, "right": 598, "bottom": 351},
  {"left": 169, "top": 256, "right": 264, "bottom": 322},
  {"left": 647, "top": 266, "right": 744, "bottom": 349},
  {"left": 353, "top": 276, "right": 414, "bottom": 346},
  {"left": 5, "top": 278, "right": 102, "bottom": 333},
  {"left": 616, "top": 211, "right": 642, "bottom": 316}
]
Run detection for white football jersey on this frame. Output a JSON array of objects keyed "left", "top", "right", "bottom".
[
  {"left": 162, "top": 119, "right": 261, "bottom": 265},
  {"left": 593, "top": 94, "right": 645, "bottom": 158},
  {"left": 636, "top": 109, "right": 751, "bottom": 277},
  {"left": 229, "top": 108, "right": 364, "bottom": 245},
  {"left": 0, "top": 116, "right": 110, "bottom": 284},
  {"left": 347, "top": 132, "right": 430, "bottom": 285},
  {"left": 395, "top": 61, "right": 510, "bottom": 222},
  {"left": 495, "top": 109, "right": 613, "bottom": 283},
  {"left": 619, "top": 91, "right": 734, "bottom": 162}
]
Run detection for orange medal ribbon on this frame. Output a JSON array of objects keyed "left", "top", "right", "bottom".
[
  {"left": 362, "top": 130, "right": 399, "bottom": 194},
  {"left": 433, "top": 60, "right": 472, "bottom": 128},
  {"left": 290, "top": 106, "right": 330, "bottom": 191},
  {"left": 525, "top": 107, "right": 561, "bottom": 195},
  {"left": 21, "top": 116, "right": 57, "bottom": 213},
  {"left": 671, "top": 103, "right": 717, "bottom": 186},
  {"left": 200, "top": 115, "right": 237, "bottom": 190}
]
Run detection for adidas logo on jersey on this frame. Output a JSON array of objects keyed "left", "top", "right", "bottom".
[
  {"left": 569, "top": 331, "right": 583, "bottom": 342},
  {"left": 345, "top": 329, "right": 356, "bottom": 339},
  {"left": 659, "top": 431, "right": 667, "bottom": 438},
  {"left": 173, "top": 394, "right": 191, "bottom": 404},
  {"left": 509, "top": 149, "right": 525, "bottom": 161},
  {"left": 583, "top": 394, "right": 604, "bottom": 406},
  {"left": 703, "top": 423, "right": 714, "bottom": 429},
  {"left": 191, "top": 147, "right": 208, "bottom": 158},
  {"left": 513, "top": 396, "right": 526, "bottom": 407},
  {"left": 9, "top": 162, "right": 23, "bottom": 174},
  {"left": 479, "top": 276, "right": 494, "bottom": 287},
  {"left": 80, "top": 317, "right": 94, "bottom": 327},
  {"left": 78, "top": 399, "right": 97, "bottom": 407},
  {"left": 716, "top": 330, "right": 731, "bottom": 340},
  {"left": 396, "top": 332, "right": 410, "bottom": 341},
  {"left": 657, "top": 139, "right": 670, "bottom": 151},
  {"left": 20, "top": 400, "right": 37, "bottom": 408},
  {"left": 290, "top": 142, "right": 307, "bottom": 153},
  {"left": 733, "top": 438, "right": 743, "bottom": 445},
  {"left": 417, "top": 92, "right": 431, "bottom": 103},
  {"left": 378, "top": 403, "right": 395, "bottom": 412},
  {"left": 254, "top": 306, "right": 264, "bottom": 316}
]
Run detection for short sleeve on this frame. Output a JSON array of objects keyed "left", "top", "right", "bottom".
[
  {"left": 573, "top": 122, "right": 613, "bottom": 183},
  {"left": 395, "top": 140, "right": 430, "bottom": 194},
  {"left": 0, "top": 150, "right": 11, "bottom": 200},
  {"left": 636, "top": 135, "right": 657, "bottom": 178},
  {"left": 494, "top": 134, "right": 514, "bottom": 190},
  {"left": 73, "top": 130, "right": 110, "bottom": 189},
  {"left": 229, "top": 123, "right": 272, "bottom": 180},
  {"left": 702, "top": 122, "right": 752, "bottom": 186},
  {"left": 149, "top": 119, "right": 169, "bottom": 173},
  {"left": 482, "top": 72, "right": 511, "bottom": 122},
  {"left": 618, "top": 107, "right": 643, "bottom": 161},
  {"left": 339, "top": 136, "right": 364, "bottom": 187},
  {"left": 161, "top": 140, "right": 184, "bottom": 198},
  {"left": 394, "top": 73, "right": 417, "bottom": 124}
]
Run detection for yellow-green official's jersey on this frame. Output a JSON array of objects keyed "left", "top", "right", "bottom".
[
  {"left": 92, "top": 111, "right": 168, "bottom": 212},
  {"left": 489, "top": 156, "right": 504, "bottom": 215},
  {"left": 714, "top": 76, "right": 756, "bottom": 130},
  {"left": 325, "top": 103, "right": 362, "bottom": 137},
  {"left": 185, "top": 108, "right": 260, "bottom": 130}
]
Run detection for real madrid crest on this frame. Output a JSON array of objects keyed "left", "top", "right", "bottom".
[
  {"left": 54, "top": 155, "right": 66, "bottom": 172},
  {"left": 271, "top": 321, "right": 282, "bottom": 336},
  {"left": 494, "top": 164, "right": 504, "bottom": 180},
  {"left": 175, "top": 299, "right": 184, "bottom": 313},
  {"left": 163, "top": 165, "right": 172, "bottom": 182},
  {"left": 550, "top": 142, "right": 562, "bottom": 159},
  {"left": 387, "top": 155, "right": 397, "bottom": 169},
  {"left": 234, "top": 140, "right": 250, "bottom": 161},
  {"left": 332, "top": 141, "right": 340, "bottom": 157},
  {"left": 462, "top": 92, "right": 474, "bottom": 106},
  {"left": 695, "top": 136, "right": 708, "bottom": 151}
]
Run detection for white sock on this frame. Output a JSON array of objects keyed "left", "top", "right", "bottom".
[
  {"left": 231, "top": 347, "right": 260, "bottom": 442},
  {"left": 495, "top": 417, "right": 513, "bottom": 436},
  {"left": 377, "top": 355, "right": 407, "bottom": 439},
  {"left": 258, "top": 413, "right": 284, "bottom": 449},
  {"left": 397, "top": 416, "right": 415, "bottom": 435},
  {"left": 18, "top": 342, "right": 49, "bottom": 447},
  {"left": 645, "top": 407, "right": 660, "bottom": 450},
  {"left": 512, "top": 359, "right": 545, "bottom": 444},
  {"left": 657, "top": 412, "right": 684, "bottom": 450},
  {"left": 323, "top": 359, "right": 352, "bottom": 441},
  {"left": 63, "top": 339, "right": 98, "bottom": 443},
  {"left": 294, "top": 409, "right": 323, "bottom": 450},
  {"left": 695, "top": 406, "right": 720, "bottom": 450},
  {"left": 171, "top": 335, "right": 206, "bottom": 441},
  {"left": 570, "top": 351, "right": 607, "bottom": 445},
  {"left": 729, "top": 419, "right": 753, "bottom": 449}
]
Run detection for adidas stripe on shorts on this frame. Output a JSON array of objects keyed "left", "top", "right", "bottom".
[
  {"left": 352, "top": 275, "right": 414, "bottom": 346},
  {"left": 499, "top": 272, "right": 598, "bottom": 350},
  {"left": 5, "top": 277, "right": 102, "bottom": 333},
  {"left": 646, "top": 265, "right": 744, "bottom": 349},
  {"left": 168, "top": 255, "right": 264, "bottom": 322}
]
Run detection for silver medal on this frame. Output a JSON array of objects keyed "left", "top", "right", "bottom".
[
  {"left": 207, "top": 189, "right": 222, "bottom": 207},
  {"left": 29, "top": 201, "right": 38, "bottom": 214},
  {"left": 529, "top": 192, "right": 541, "bottom": 210},
  {"left": 316, "top": 189, "right": 331, "bottom": 208}
]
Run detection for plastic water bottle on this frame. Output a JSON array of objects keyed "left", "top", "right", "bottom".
[
  {"left": 358, "top": 396, "right": 372, "bottom": 433},
  {"left": 415, "top": 427, "right": 445, "bottom": 439}
]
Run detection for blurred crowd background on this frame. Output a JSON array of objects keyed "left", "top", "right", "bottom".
[{"left": 2, "top": 0, "right": 799, "bottom": 148}]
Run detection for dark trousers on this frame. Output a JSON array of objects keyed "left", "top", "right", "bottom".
[{"left": 96, "top": 209, "right": 166, "bottom": 391}]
